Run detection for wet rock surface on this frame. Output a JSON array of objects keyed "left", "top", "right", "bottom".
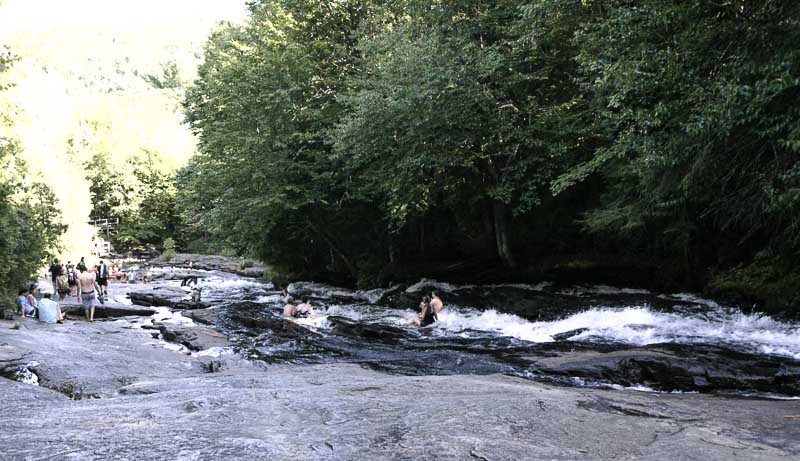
[
  {"left": 128, "top": 285, "right": 208, "bottom": 310},
  {"left": 157, "top": 253, "right": 268, "bottom": 278},
  {"left": 4, "top": 274, "right": 800, "bottom": 459},
  {"left": 157, "top": 324, "right": 230, "bottom": 351},
  {"left": 1, "top": 318, "right": 799, "bottom": 460},
  {"left": 521, "top": 343, "right": 800, "bottom": 395}
]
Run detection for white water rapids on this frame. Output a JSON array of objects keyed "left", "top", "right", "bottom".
[
  {"left": 285, "top": 288, "right": 800, "bottom": 360},
  {"left": 153, "top": 274, "right": 800, "bottom": 361}
]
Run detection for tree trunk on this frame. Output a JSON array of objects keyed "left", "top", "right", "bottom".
[
  {"left": 388, "top": 232, "right": 395, "bottom": 264},
  {"left": 306, "top": 220, "right": 358, "bottom": 277},
  {"left": 419, "top": 220, "right": 425, "bottom": 256},
  {"left": 493, "top": 202, "right": 516, "bottom": 269},
  {"left": 482, "top": 203, "right": 496, "bottom": 255}
]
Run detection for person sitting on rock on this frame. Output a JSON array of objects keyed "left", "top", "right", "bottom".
[
  {"left": 27, "top": 284, "right": 40, "bottom": 312},
  {"left": 38, "top": 293, "right": 65, "bottom": 324},
  {"left": 16, "top": 288, "right": 36, "bottom": 318}
]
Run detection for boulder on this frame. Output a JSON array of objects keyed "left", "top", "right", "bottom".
[
  {"left": 60, "top": 302, "right": 157, "bottom": 318},
  {"left": 328, "top": 316, "right": 410, "bottom": 343},
  {"left": 552, "top": 328, "right": 590, "bottom": 341},
  {"left": 129, "top": 286, "right": 207, "bottom": 309},
  {"left": 157, "top": 325, "right": 231, "bottom": 352}
]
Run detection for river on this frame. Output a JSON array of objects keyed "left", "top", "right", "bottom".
[{"left": 146, "top": 269, "right": 800, "bottom": 398}]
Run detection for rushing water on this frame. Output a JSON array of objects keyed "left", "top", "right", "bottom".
[{"left": 159, "top": 273, "right": 800, "bottom": 396}]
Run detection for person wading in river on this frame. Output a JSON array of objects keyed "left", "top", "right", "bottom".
[
  {"left": 282, "top": 298, "right": 315, "bottom": 318},
  {"left": 407, "top": 296, "right": 437, "bottom": 327},
  {"left": 77, "top": 266, "right": 102, "bottom": 322},
  {"left": 430, "top": 291, "right": 444, "bottom": 314}
]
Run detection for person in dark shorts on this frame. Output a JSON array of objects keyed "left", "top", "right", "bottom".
[
  {"left": 48, "top": 259, "right": 62, "bottom": 293},
  {"left": 56, "top": 269, "right": 70, "bottom": 301},
  {"left": 96, "top": 259, "right": 109, "bottom": 299},
  {"left": 66, "top": 261, "right": 77, "bottom": 296}
]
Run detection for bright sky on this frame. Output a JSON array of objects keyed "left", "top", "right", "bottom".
[{"left": 0, "top": 0, "right": 248, "bottom": 33}]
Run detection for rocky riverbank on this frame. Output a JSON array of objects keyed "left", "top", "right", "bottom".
[{"left": 2, "top": 278, "right": 800, "bottom": 460}]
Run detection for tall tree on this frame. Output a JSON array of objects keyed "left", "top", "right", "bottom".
[{"left": 0, "top": 45, "right": 63, "bottom": 301}]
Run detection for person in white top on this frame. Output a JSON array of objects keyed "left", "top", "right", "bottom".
[{"left": 38, "top": 293, "right": 65, "bottom": 324}]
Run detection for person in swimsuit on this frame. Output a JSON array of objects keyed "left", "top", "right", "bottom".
[
  {"left": 66, "top": 261, "right": 77, "bottom": 296},
  {"left": 56, "top": 269, "right": 70, "bottom": 301},
  {"left": 407, "top": 296, "right": 437, "bottom": 327},
  {"left": 77, "top": 266, "right": 102, "bottom": 322},
  {"left": 418, "top": 295, "right": 437, "bottom": 327},
  {"left": 430, "top": 291, "right": 444, "bottom": 314},
  {"left": 96, "top": 259, "right": 109, "bottom": 299},
  {"left": 282, "top": 298, "right": 315, "bottom": 318}
]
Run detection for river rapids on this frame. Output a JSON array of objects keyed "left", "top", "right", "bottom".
[{"left": 150, "top": 270, "right": 800, "bottom": 398}]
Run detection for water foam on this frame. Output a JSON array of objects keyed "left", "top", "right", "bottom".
[
  {"left": 199, "top": 279, "right": 266, "bottom": 290},
  {"left": 432, "top": 305, "right": 800, "bottom": 359}
]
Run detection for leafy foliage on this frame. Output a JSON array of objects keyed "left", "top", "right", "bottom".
[
  {"left": 181, "top": 0, "right": 800, "bottom": 303},
  {"left": 0, "top": 46, "right": 63, "bottom": 303}
]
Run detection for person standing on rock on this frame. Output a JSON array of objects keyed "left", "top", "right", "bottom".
[
  {"left": 66, "top": 261, "right": 77, "bottom": 297},
  {"left": 56, "top": 268, "right": 70, "bottom": 301},
  {"left": 77, "top": 266, "right": 102, "bottom": 322},
  {"left": 96, "top": 259, "right": 109, "bottom": 300},
  {"left": 48, "top": 259, "right": 62, "bottom": 293}
]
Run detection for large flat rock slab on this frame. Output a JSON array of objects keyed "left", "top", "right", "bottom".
[
  {"left": 157, "top": 253, "right": 267, "bottom": 278},
  {"left": 129, "top": 285, "right": 208, "bottom": 309},
  {"left": 1, "top": 360, "right": 799, "bottom": 460},
  {"left": 59, "top": 301, "right": 157, "bottom": 318}
]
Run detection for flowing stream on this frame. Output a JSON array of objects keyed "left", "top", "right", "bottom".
[{"left": 155, "top": 272, "right": 800, "bottom": 397}]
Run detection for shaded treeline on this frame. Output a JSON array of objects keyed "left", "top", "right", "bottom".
[{"left": 179, "top": 1, "right": 800, "bottom": 305}]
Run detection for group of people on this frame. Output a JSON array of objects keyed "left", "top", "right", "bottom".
[
  {"left": 281, "top": 289, "right": 445, "bottom": 329},
  {"left": 410, "top": 291, "right": 444, "bottom": 327},
  {"left": 47, "top": 257, "right": 108, "bottom": 322},
  {"left": 282, "top": 298, "right": 315, "bottom": 318},
  {"left": 16, "top": 286, "right": 66, "bottom": 324}
]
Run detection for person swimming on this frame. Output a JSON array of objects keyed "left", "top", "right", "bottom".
[
  {"left": 418, "top": 295, "right": 437, "bottom": 327},
  {"left": 282, "top": 298, "right": 315, "bottom": 318},
  {"left": 405, "top": 295, "right": 437, "bottom": 327}
]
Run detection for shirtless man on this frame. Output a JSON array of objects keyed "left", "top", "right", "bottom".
[
  {"left": 282, "top": 299, "right": 314, "bottom": 318},
  {"left": 77, "top": 266, "right": 102, "bottom": 322},
  {"left": 430, "top": 291, "right": 444, "bottom": 314}
]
